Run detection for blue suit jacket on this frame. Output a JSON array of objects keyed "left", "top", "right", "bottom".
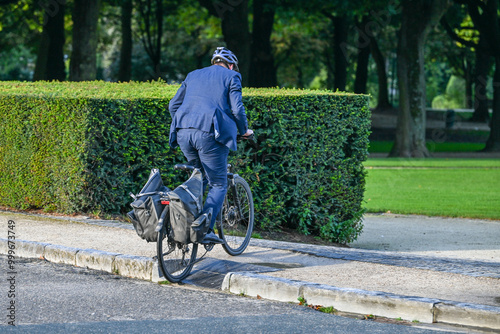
[{"left": 168, "top": 65, "right": 248, "bottom": 151}]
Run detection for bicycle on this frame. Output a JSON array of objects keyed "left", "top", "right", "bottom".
[{"left": 156, "top": 146, "right": 254, "bottom": 283}]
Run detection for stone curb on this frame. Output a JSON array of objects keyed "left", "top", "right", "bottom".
[
  {"left": 434, "top": 302, "right": 500, "bottom": 330},
  {"left": 2, "top": 238, "right": 499, "bottom": 330},
  {"left": 1, "top": 238, "right": 50, "bottom": 259},
  {"left": 76, "top": 248, "right": 120, "bottom": 273},
  {"left": 0, "top": 238, "right": 166, "bottom": 283},
  {"left": 44, "top": 244, "right": 79, "bottom": 265},
  {"left": 113, "top": 254, "right": 154, "bottom": 281},
  {"left": 222, "top": 272, "right": 500, "bottom": 330}
]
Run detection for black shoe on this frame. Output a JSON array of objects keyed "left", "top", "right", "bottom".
[{"left": 201, "top": 230, "right": 224, "bottom": 244}]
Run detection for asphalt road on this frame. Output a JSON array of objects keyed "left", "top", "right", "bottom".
[{"left": 0, "top": 257, "right": 460, "bottom": 334}]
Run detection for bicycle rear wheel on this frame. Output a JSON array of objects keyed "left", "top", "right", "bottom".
[
  {"left": 218, "top": 175, "right": 254, "bottom": 256},
  {"left": 157, "top": 223, "right": 198, "bottom": 283}
]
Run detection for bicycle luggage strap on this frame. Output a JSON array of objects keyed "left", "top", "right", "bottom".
[{"left": 178, "top": 185, "right": 202, "bottom": 212}]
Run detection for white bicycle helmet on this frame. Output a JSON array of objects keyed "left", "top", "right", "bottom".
[{"left": 211, "top": 47, "right": 239, "bottom": 72}]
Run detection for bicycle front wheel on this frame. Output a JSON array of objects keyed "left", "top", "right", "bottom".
[
  {"left": 157, "top": 225, "right": 198, "bottom": 283},
  {"left": 218, "top": 175, "right": 254, "bottom": 256}
]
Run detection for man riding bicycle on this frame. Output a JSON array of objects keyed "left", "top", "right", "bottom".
[{"left": 168, "top": 47, "right": 254, "bottom": 245}]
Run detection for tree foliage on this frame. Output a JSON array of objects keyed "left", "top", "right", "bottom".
[{"left": 1, "top": 0, "right": 500, "bottom": 153}]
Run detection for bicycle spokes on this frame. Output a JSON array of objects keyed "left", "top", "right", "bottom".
[
  {"left": 157, "top": 229, "right": 198, "bottom": 283},
  {"left": 219, "top": 176, "right": 254, "bottom": 256}
]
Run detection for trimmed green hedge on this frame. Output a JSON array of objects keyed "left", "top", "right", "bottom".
[{"left": 0, "top": 81, "right": 370, "bottom": 243}]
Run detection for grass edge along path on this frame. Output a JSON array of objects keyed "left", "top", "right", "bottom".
[{"left": 363, "top": 158, "right": 500, "bottom": 220}]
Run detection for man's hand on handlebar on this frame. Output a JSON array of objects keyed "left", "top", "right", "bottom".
[
  {"left": 238, "top": 129, "right": 255, "bottom": 141},
  {"left": 237, "top": 129, "right": 258, "bottom": 147},
  {"left": 242, "top": 129, "right": 254, "bottom": 138},
  {"left": 236, "top": 129, "right": 254, "bottom": 141}
]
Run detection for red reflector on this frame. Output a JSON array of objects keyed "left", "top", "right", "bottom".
[{"left": 161, "top": 201, "right": 169, "bottom": 205}]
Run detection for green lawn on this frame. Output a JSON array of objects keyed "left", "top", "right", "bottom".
[
  {"left": 368, "top": 141, "right": 486, "bottom": 153},
  {"left": 364, "top": 158, "right": 500, "bottom": 168},
  {"left": 363, "top": 158, "right": 500, "bottom": 220}
]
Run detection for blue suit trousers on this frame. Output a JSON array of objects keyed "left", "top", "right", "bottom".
[{"left": 176, "top": 128, "right": 229, "bottom": 229}]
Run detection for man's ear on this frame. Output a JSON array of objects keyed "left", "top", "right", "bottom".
[{"left": 228, "top": 64, "right": 234, "bottom": 70}]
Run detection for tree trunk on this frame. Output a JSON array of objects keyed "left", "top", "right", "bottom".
[
  {"left": 153, "top": 0, "right": 163, "bottom": 79},
  {"left": 369, "top": 34, "right": 391, "bottom": 110},
  {"left": 471, "top": 40, "right": 492, "bottom": 122},
  {"left": 198, "top": 0, "right": 250, "bottom": 85},
  {"left": 70, "top": 0, "right": 99, "bottom": 81},
  {"left": 249, "top": 0, "right": 276, "bottom": 88},
  {"left": 392, "top": 28, "right": 429, "bottom": 157},
  {"left": 354, "top": 17, "right": 370, "bottom": 94},
  {"left": 390, "top": 0, "right": 449, "bottom": 158},
  {"left": 136, "top": 0, "right": 164, "bottom": 80},
  {"left": 33, "top": 2, "right": 66, "bottom": 81},
  {"left": 484, "top": 58, "right": 500, "bottom": 151},
  {"left": 466, "top": 0, "right": 500, "bottom": 150},
  {"left": 325, "top": 41, "right": 334, "bottom": 90},
  {"left": 118, "top": 0, "right": 132, "bottom": 82},
  {"left": 333, "top": 16, "right": 348, "bottom": 91},
  {"left": 220, "top": 0, "right": 250, "bottom": 86},
  {"left": 464, "top": 61, "right": 473, "bottom": 109}
]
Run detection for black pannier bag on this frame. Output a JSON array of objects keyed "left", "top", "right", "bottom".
[
  {"left": 128, "top": 169, "right": 169, "bottom": 242},
  {"left": 168, "top": 168, "right": 211, "bottom": 244}
]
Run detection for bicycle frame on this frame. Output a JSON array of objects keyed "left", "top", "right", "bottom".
[{"left": 157, "top": 162, "right": 254, "bottom": 282}]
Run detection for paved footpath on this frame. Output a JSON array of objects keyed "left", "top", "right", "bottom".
[{"left": 1, "top": 211, "right": 499, "bottom": 331}]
